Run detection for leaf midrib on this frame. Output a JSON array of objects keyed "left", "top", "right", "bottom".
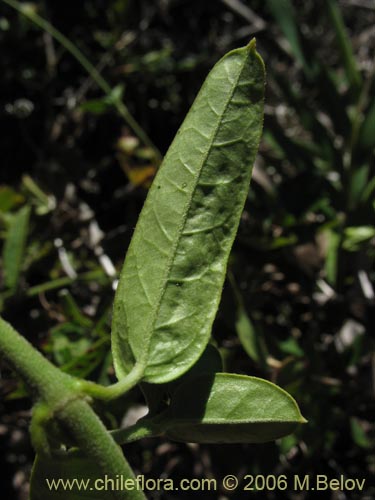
[{"left": 140, "top": 49, "right": 249, "bottom": 373}]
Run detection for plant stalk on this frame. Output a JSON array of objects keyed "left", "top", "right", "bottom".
[
  {"left": 0, "top": 316, "right": 77, "bottom": 402},
  {"left": 57, "top": 398, "right": 147, "bottom": 500},
  {"left": 0, "top": 317, "right": 146, "bottom": 499},
  {"left": 77, "top": 363, "right": 145, "bottom": 401}
]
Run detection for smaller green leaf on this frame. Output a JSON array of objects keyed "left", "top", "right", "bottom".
[
  {"left": 22, "top": 175, "right": 56, "bottom": 215},
  {"left": 361, "top": 174, "right": 375, "bottom": 205},
  {"left": 229, "top": 271, "right": 268, "bottom": 366},
  {"left": 157, "top": 373, "right": 306, "bottom": 444},
  {"left": 107, "top": 84, "right": 125, "bottom": 105},
  {"left": 81, "top": 85, "right": 124, "bottom": 115},
  {"left": 347, "top": 165, "right": 369, "bottom": 210},
  {"left": 234, "top": 304, "right": 258, "bottom": 362},
  {"left": 0, "top": 186, "right": 24, "bottom": 212},
  {"left": 350, "top": 417, "right": 371, "bottom": 449},
  {"left": 59, "top": 290, "right": 94, "bottom": 328},
  {"left": 80, "top": 98, "right": 110, "bottom": 115},
  {"left": 30, "top": 449, "right": 116, "bottom": 500},
  {"left": 278, "top": 433, "right": 298, "bottom": 455},
  {"left": 324, "top": 227, "right": 341, "bottom": 286},
  {"left": 2, "top": 205, "right": 31, "bottom": 290},
  {"left": 343, "top": 226, "right": 375, "bottom": 252},
  {"left": 49, "top": 325, "right": 92, "bottom": 366},
  {"left": 277, "top": 338, "right": 304, "bottom": 358}
]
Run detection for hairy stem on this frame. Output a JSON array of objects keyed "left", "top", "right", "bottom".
[
  {"left": 0, "top": 317, "right": 146, "bottom": 499},
  {"left": 0, "top": 315, "right": 143, "bottom": 402},
  {"left": 58, "top": 399, "right": 147, "bottom": 500},
  {"left": 0, "top": 316, "right": 77, "bottom": 402},
  {"left": 77, "top": 363, "right": 145, "bottom": 401}
]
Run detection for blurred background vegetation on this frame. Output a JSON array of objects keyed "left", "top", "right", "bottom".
[{"left": 0, "top": 0, "right": 374, "bottom": 498}]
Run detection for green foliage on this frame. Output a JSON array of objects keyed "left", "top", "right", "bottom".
[
  {"left": 0, "top": 0, "right": 374, "bottom": 498},
  {"left": 157, "top": 374, "right": 305, "bottom": 443},
  {"left": 109, "top": 39, "right": 304, "bottom": 447},
  {"left": 2, "top": 205, "right": 30, "bottom": 290},
  {"left": 0, "top": 186, "right": 24, "bottom": 212},
  {"left": 0, "top": 34, "right": 306, "bottom": 500},
  {"left": 229, "top": 271, "right": 268, "bottom": 367},
  {"left": 112, "top": 41, "right": 265, "bottom": 384},
  {"left": 237, "top": 3, "right": 374, "bottom": 494}
]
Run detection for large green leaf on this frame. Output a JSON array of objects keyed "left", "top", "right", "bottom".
[
  {"left": 112, "top": 40, "right": 265, "bottom": 383},
  {"left": 156, "top": 373, "right": 306, "bottom": 443},
  {"left": 30, "top": 449, "right": 116, "bottom": 500}
]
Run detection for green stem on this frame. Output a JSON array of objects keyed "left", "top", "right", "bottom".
[
  {"left": 0, "top": 316, "right": 77, "bottom": 401},
  {"left": 77, "top": 363, "right": 145, "bottom": 401},
  {"left": 0, "top": 314, "right": 143, "bottom": 402},
  {"left": 26, "top": 269, "right": 107, "bottom": 296},
  {"left": 30, "top": 402, "right": 54, "bottom": 455},
  {"left": 0, "top": 317, "right": 146, "bottom": 499},
  {"left": 2, "top": 0, "right": 161, "bottom": 159},
  {"left": 22, "top": 174, "right": 51, "bottom": 206},
  {"left": 57, "top": 398, "right": 146, "bottom": 500},
  {"left": 0, "top": 315, "right": 144, "bottom": 402}
]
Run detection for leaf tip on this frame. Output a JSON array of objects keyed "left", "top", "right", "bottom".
[
  {"left": 247, "top": 38, "right": 257, "bottom": 53},
  {"left": 245, "top": 38, "right": 265, "bottom": 78}
]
